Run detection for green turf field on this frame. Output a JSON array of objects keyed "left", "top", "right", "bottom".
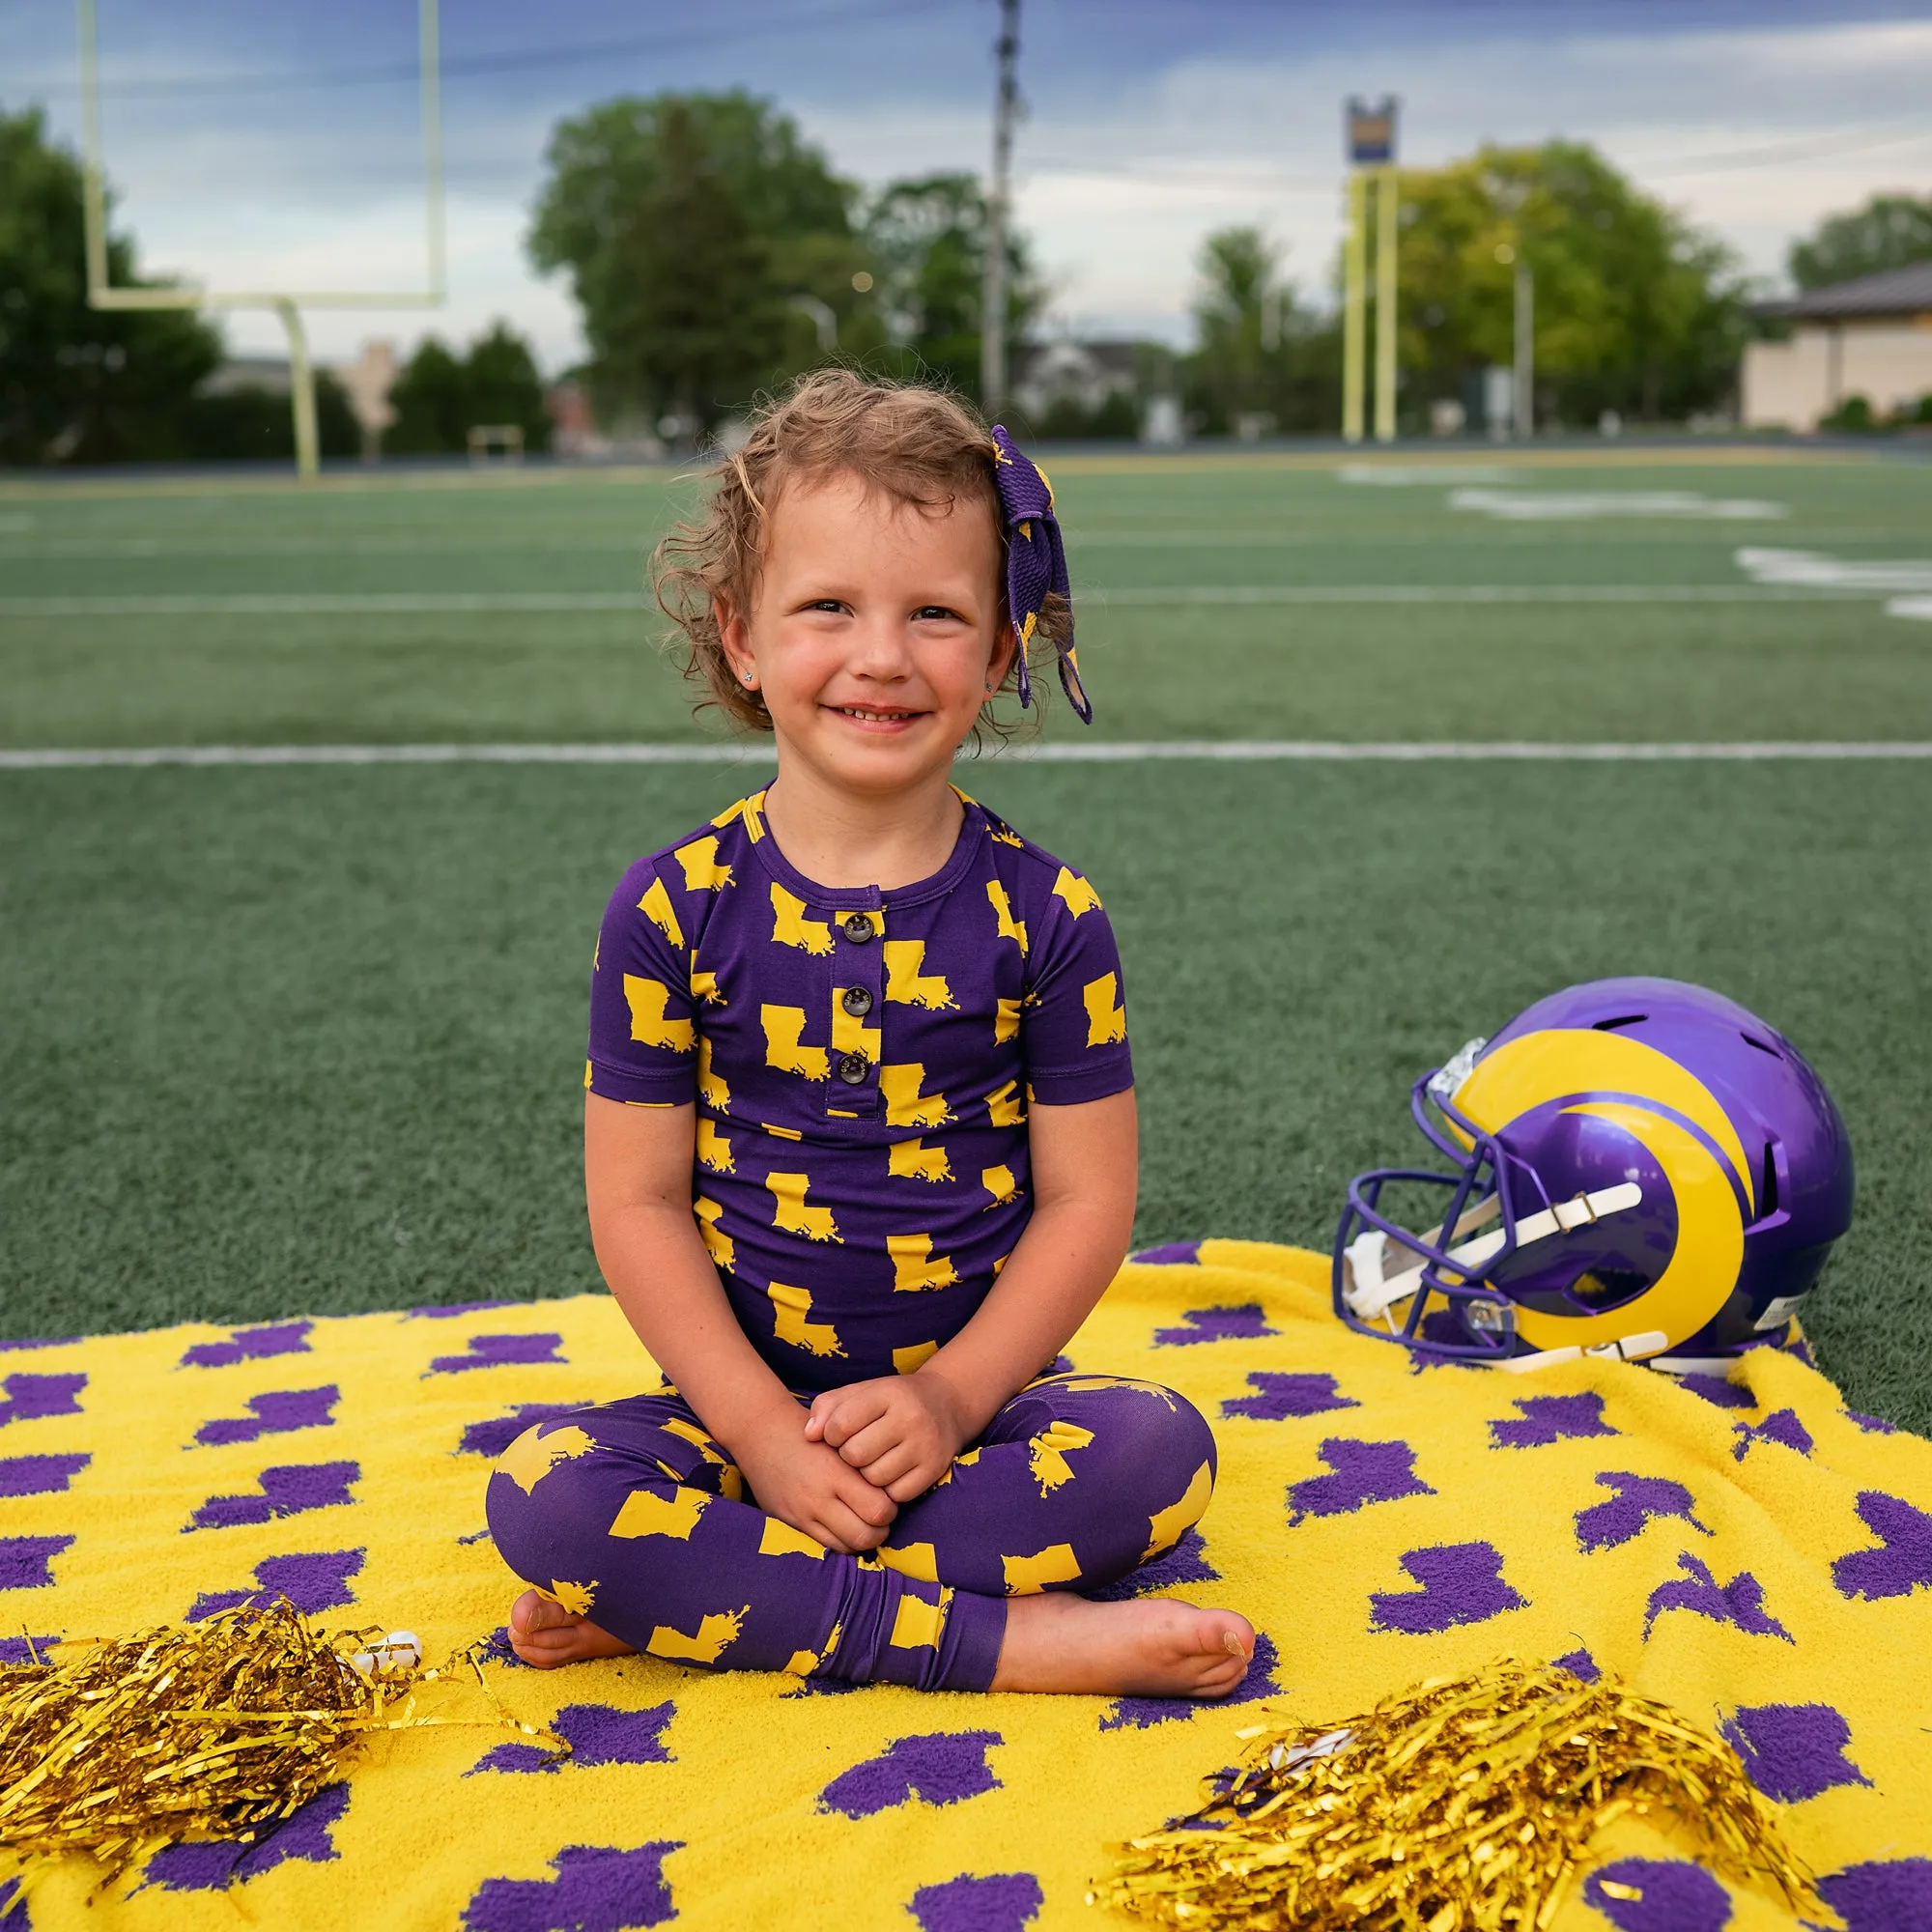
[{"left": 4, "top": 450, "right": 1931, "bottom": 1428}]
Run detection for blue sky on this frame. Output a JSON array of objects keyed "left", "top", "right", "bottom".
[{"left": 7, "top": 0, "right": 1931, "bottom": 370}]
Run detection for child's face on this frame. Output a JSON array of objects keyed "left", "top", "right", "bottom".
[{"left": 723, "top": 469, "right": 1010, "bottom": 797}]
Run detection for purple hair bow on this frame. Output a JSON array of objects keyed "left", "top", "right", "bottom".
[{"left": 990, "top": 424, "right": 1091, "bottom": 724}]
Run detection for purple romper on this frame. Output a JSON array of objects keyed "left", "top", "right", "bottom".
[{"left": 485, "top": 787, "right": 1217, "bottom": 1690}]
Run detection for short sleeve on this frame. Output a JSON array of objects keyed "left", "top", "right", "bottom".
[
  {"left": 1018, "top": 868, "right": 1134, "bottom": 1105},
  {"left": 585, "top": 859, "right": 698, "bottom": 1106}
]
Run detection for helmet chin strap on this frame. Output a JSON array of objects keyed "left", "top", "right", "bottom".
[
  {"left": 1342, "top": 1180, "right": 1646, "bottom": 1327},
  {"left": 1495, "top": 1329, "right": 1669, "bottom": 1374}
]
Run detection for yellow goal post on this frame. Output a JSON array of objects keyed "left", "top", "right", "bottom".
[{"left": 76, "top": 0, "right": 446, "bottom": 477}]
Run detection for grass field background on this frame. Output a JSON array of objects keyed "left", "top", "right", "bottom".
[{"left": 4, "top": 448, "right": 1930, "bottom": 1428}]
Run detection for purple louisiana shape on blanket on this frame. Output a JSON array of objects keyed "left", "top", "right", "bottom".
[
  {"left": 427, "top": 1333, "right": 564, "bottom": 1376},
  {"left": 1221, "top": 1372, "right": 1358, "bottom": 1422},
  {"left": 469, "top": 1701, "right": 676, "bottom": 1776},
  {"left": 0, "top": 1371, "right": 85, "bottom": 1426},
  {"left": 1676, "top": 1373, "right": 1755, "bottom": 1411},
  {"left": 1844, "top": 1407, "right": 1896, "bottom": 1435},
  {"left": 1720, "top": 1702, "right": 1868, "bottom": 1803},
  {"left": 194, "top": 1385, "right": 338, "bottom": 1448},
  {"left": 1133, "top": 1240, "right": 1202, "bottom": 1266},
  {"left": 1490, "top": 1391, "right": 1617, "bottom": 1449},
  {"left": 1371, "top": 1543, "right": 1528, "bottom": 1635},
  {"left": 1582, "top": 1858, "right": 1731, "bottom": 1932},
  {"left": 190, "top": 1548, "right": 363, "bottom": 1621},
  {"left": 1576, "top": 1472, "right": 1712, "bottom": 1553},
  {"left": 463, "top": 1842, "right": 681, "bottom": 1932},
  {"left": 1553, "top": 1647, "right": 1601, "bottom": 1684},
  {"left": 143, "top": 1782, "right": 347, "bottom": 1891},
  {"left": 1643, "top": 1552, "right": 1791, "bottom": 1642},
  {"left": 459, "top": 1402, "right": 593, "bottom": 1460},
  {"left": 1732, "top": 1407, "right": 1813, "bottom": 1461},
  {"left": 1100, "top": 1632, "right": 1280, "bottom": 1731},
  {"left": 0, "top": 1452, "right": 89, "bottom": 1496},
  {"left": 0, "top": 1877, "right": 23, "bottom": 1931},
  {"left": 1289, "top": 1438, "right": 1433, "bottom": 1524},
  {"left": 410, "top": 1298, "right": 517, "bottom": 1319},
  {"left": 180, "top": 1321, "right": 312, "bottom": 1370},
  {"left": 185, "top": 1460, "right": 358, "bottom": 1531},
  {"left": 0, "top": 1636, "right": 58, "bottom": 1665},
  {"left": 819, "top": 1731, "right": 1003, "bottom": 1818},
  {"left": 910, "top": 1872, "right": 1044, "bottom": 1932},
  {"left": 1832, "top": 1490, "right": 1932, "bottom": 1602},
  {"left": 1153, "top": 1304, "right": 1276, "bottom": 1347},
  {"left": 1084, "top": 1527, "right": 1219, "bottom": 1603},
  {"left": 1815, "top": 1860, "right": 1932, "bottom": 1932},
  {"left": 0, "top": 1535, "right": 73, "bottom": 1591}
]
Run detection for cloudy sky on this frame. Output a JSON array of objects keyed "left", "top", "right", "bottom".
[{"left": 7, "top": 0, "right": 1931, "bottom": 370}]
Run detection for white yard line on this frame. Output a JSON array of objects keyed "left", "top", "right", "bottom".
[{"left": 6, "top": 742, "right": 1931, "bottom": 771}]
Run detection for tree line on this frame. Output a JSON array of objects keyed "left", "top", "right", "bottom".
[{"left": 4, "top": 90, "right": 1928, "bottom": 466}]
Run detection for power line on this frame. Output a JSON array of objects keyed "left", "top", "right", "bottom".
[{"left": 15, "top": 0, "right": 954, "bottom": 99}]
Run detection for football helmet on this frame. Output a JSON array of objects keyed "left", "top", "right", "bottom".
[{"left": 1333, "top": 978, "right": 1854, "bottom": 1372}]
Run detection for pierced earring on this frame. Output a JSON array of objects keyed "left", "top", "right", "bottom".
[{"left": 742, "top": 671, "right": 755, "bottom": 687}]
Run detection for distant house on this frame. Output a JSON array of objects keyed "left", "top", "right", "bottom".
[
  {"left": 1013, "top": 339, "right": 1140, "bottom": 421},
  {"left": 1744, "top": 263, "right": 1932, "bottom": 430}
]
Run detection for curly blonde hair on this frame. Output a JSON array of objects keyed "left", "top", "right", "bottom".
[{"left": 651, "top": 368, "right": 1070, "bottom": 734}]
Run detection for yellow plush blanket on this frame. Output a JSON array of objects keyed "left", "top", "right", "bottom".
[{"left": 6, "top": 1241, "right": 1930, "bottom": 1932}]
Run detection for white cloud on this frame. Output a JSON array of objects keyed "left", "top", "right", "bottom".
[{"left": 27, "top": 14, "right": 1932, "bottom": 368}]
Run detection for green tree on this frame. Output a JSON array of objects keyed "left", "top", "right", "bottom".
[
  {"left": 386, "top": 321, "right": 550, "bottom": 455},
  {"left": 1391, "top": 141, "right": 1746, "bottom": 426},
  {"left": 187, "top": 373, "right": 359, "bottom": 464},
  {"left": 864, "top": 173, "right": 1042, "bottom": 402},
  {"left": 1790, "top": 194, "right": 1932, "bottom": 292},
  {"left": 0, "top": 105, "right": 222, "bottom": 465},
  {"left": 528, "top": 91, "right": 866, "bottom": 427},
  {"left": 1184, "top": 226, "right": 1339, "bottom": 435}
]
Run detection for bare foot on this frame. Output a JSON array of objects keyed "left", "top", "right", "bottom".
[
  {"left": 506, "top": 1588, "right": 636, "bottom": 1668},
  {"left": 989, "top": 1592, "right": 1255, "bottom": 1697}
]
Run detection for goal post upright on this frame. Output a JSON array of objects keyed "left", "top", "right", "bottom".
[{"left": 75, "top": 0, "right": 446, "bottom": 477}]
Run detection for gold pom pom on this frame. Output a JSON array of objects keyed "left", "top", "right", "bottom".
[
  {"left": 0, "top": 1598, "right": 542, "bottom": 1900},
  {"left": 1092, "top": 1657, "right": 1832, "bottom": 1931}
]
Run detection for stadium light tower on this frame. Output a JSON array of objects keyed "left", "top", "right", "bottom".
[
  {"left": 1342, "top": 97, "right": 1399, "bottom": 444},
  {"left": 75, "top": 0, "right": 446, "bottom": 478},
  {"left": 980, "top": 0, "right": 1021, "bottom": 416}
]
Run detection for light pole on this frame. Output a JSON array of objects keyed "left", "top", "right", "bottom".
[{"left": 980, "top": 0, "right": 1020, "bottom": 415}]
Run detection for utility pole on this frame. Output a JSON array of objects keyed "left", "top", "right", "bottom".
[
  {"left": 1514, "top": 258, "right": 1534, "bottom": 440},
  {"left": 980, "top": 0, "right": 1020, "bottom": 415}
]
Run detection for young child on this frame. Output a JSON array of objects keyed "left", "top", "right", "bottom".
[{"left": 488, "top": 371, "right": 1254, "bottom": 1697}]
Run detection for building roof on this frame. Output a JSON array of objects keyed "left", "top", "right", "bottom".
[{"left": 1759, "top": 261, "right": 1932, "bottom": 323}]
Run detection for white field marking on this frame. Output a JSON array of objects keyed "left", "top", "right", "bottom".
[
  {"left": 1737, "top": 547, "right": 1932, "bottom": 593},
  {"left": 0, "top": 513, "right": 33, "bottom": 532},
  {"left": 0, "top": 591, "right": 644, "bottom": 616},
  {"left": 7, "top": 742, "right": 1932, "bottom": 772},
  {"left": 1451, "top": 489, "right": 1786, "bottom": 522},
  {"left": 0, "top": 585, "right": 1883, "bottom": 619},
  {"left": 1340, "top": 464, "right": 1522, "bottom": 485},
  {"left": 1889, "top": 596, "right": 1932, "bottom": 620},
  {"left": 1097, "top": 584, "right": 1858, "bottom": 606}
]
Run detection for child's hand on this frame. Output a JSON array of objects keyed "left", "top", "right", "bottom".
[
  {"left": 805, "top": 1373, "right": 968, "bottom": 1502},
  {"left": 733, "top": 1419, "right": 898, "bottom": 1556}
]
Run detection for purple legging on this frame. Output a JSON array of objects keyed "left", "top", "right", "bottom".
[{"left": 486, "top": 1370, "right": 1218, "bottom": 1692}]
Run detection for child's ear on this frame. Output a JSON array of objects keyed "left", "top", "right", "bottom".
[
  {"left": 986, "top": 619, "right": 1020, "bottom": 696},
  {"left": 715, "top": 593, "right": 750, "bottom": 673}
]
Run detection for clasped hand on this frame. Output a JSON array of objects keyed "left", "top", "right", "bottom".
[{"left": 733, "top": 1371, "right": 968, "bottom": 1557}]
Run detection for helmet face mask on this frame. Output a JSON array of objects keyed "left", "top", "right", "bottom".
[{"left": 1333, "top": 979, "right": 1855, "bottom": 1372}]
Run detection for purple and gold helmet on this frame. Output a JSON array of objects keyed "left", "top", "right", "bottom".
[{"left": 1333, "top": 978, "right": 1854, "bottom": 1372}]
